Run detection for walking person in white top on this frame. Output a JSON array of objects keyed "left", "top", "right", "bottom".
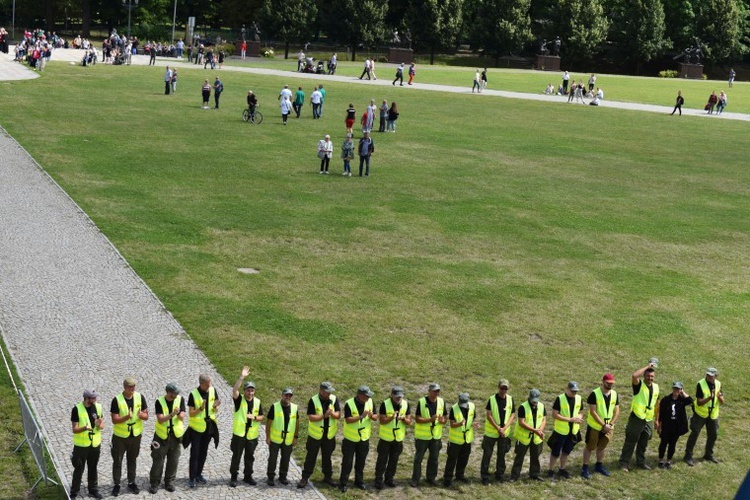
[{"left": 280, "top": 96, "right": 293, "bottom": 125}]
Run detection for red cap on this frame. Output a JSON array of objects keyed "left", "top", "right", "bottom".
[{"left": 603, "top": 373, "right": 615, "bottom": 383}]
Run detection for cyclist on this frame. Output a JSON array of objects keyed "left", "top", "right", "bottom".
[{"left": 247, "top": 90, "right": 258, "bottom": 122}]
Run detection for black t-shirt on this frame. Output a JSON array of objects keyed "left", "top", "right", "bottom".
[
  {"left": 485, "top": 394, "right": 515, "bottom": 426},
  {"left": 71, "top": 403, "right": 100, "bottom": 425},
  {"left": 267, "top": 402, "right": 293, "bottom": 431},
  {"left": 586, "top": 390, "right": 619, "bottom": 407},
  {"left": 347, "top": 108, "right": 356, "bottom": 120},
  {"left": 233, "top": 395, "right": 263, "bottom": 417},
  {"left": 449, "top": 406, "right": 469, "bottom": 422},
  {"left": 416, "top": 397, "right": 448, "bottom": 418},
  {"left": 517, "top": 403, "right": 546, "bottom": 420},
  {"left": 552, "top": 395, "right": 577, "bottom": 413},
  {"left": 344, "top": 398, "right": 368, "bottom": 419},
  {"left": 110, "top": 393, "right": 148, "bottom": 414},
  {"left": 696, "top": 381, "right": 715, "bottom": 399},
  {"left": 633, "top": 380, "right": 656, "bottom": 409},
  {"left": 188, "top": 389, "right": 209, "bottom": 409},
  {"left": 307, "top": 396, "right": 340, "bottom": 431},
  {"left": 379, "top": 400, "right": 410, "bottom": 415},
  {"left": 154, "top": 397, "right": 186, "bottom": 416}
]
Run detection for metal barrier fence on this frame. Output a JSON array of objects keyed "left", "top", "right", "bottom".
[{"left": 14, "top": 390, "right": 60, "bottom": 490}]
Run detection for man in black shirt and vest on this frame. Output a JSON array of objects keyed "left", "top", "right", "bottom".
[
  {"left": 110, "top": 377, "right": 148, "bottom": 496},
  {"left": 619, "top": 361, "right": 660, "bottom": 471},
  {"left": 298, "top": 381, "right": 340, "bottom": 489},
  {"left": 265, "top": 388, "right": 299, "bottom": 486},
  {"left": 229, "top": 366, "right": 264, "bottom": 487},
  {"left": 71, "top": 389, "right": 105, "bottom": 499},
  {"left": 684, "top": 367, "right": 724, "bottom": 466},
  {"left": 149, "top": 383, "right": 185, "bottom": 494},
  {"left": 480, "top": 378, "right": 515, "bottom": 484}
]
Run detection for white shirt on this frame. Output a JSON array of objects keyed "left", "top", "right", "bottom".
[
  {"left": 311, "top": 90, "right": 322, "bottom": 104},
  {"left": 318, "top": 139, "right": 333, "bottom": 157},
  {"left": 280, "top": 97, "right": 293, "bottom": 114},
  {"left": 279, "top": 88, "right": 292, "bottom": 101}
]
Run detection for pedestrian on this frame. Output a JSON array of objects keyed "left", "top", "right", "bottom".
[
  {"left": 567, "top": 80, "right": 577, "bottom": 103},
  {"left": 370, "top": 59, "right": 378, "bottom": 80},
  {"left": 480, "top": 379, "right": 515, "bottom": 485},
  {"left": 110, "top": 377, "right": 149, "bottom": 496},
  {"left": 328, "top": 52, "right": 337, "bottom": 74},
  {"left": 588, "top": 73, "right": 596, "bottom": 92},
  {"left": 298, "top": 382, "right": 340, "bottom": 489},
  {"left": 265, "top": 388, "right": 299, "bottom": 486},
  {"left": 408, "top": 62, "right": 416, "bottom": 85},
  {"left": 657, "top": 382, "right": 692, "bottom": 469},
  {"left": 472, "top": 69, "right": 481, "bottom": 93},
  {"left": 386, "top": 102, "right": 399, "bottom": 132},
  {"left": 706, "top": 91, "right": 718, "bottom": 114},
  {"left": 71, "top": 389, "right": 105, "bottom": 499},
  {"left": 374, "top": 386, "right": 411, "bottom": 489},
  {"left": 481, "top": 67, "right": 488, "bottom": 91},
  {"left": 293, "top": 86, "right": 305, "bottom": 118},
  {"left": 716, "top": 91, "right": 728, "bottom": 114},
  {"left": 310, "top": 86, "right": 322, "bottom": 119},
  {"left": 149, "top": 45, "right": 156, "bottom": 65},
  {"left": 443, "top": 393, "right": 478, "bottom": 487},
  {"left": 581, "top": 373, "right": 620, "bottom": 479},
  {"left": 358, "top": 131, "right": 375, "bottom": 178},
  {"left": 240, "top": 40, "right": 247, "bottom": 60},
  {"left": 318, "top": 134, "right": 334, "bottom": 174},
  {"left": 280, "top": 95, "right": 293, "bottom": 125},
  {"left": 149, "top": 383, "right": 185, "bottom": 494},
  {"left": 619, "top": 361, "right": 660, "bottom": 471},
  {"left": 318, "top": 84, "right": 327, "bottom": 116},
  {"left": 547, "top": 381, "right": 583, "bottom": 480},
  {"left": 345, "top": 103, "right": 356, "bottom": 135},
  {"left": 164, "top": 66, "right": 172, "bottom": 95},
  {"left": 213, "top": 77, "right": 223, "bottom": 109},
  {"left": 671, "top": 90, "right": 684, "bottom": 116},
  {"left": 186, "top": 373, "right": 221, "bottom": 488},
  {"left": 510, "top": 388, "right": 546, "bottom": 482},
  {"left": 393, "top": 63, "right": 404, "bottom": 86},
  {"left": 218, "top": 49, "right": 225, "bottom": 69},
  {"left": 410, "top": 383, "right": 447, "bottom": 487},
  {"left": 728, "top": 68, "right": 735, "bottom": 87},
  {"left": 339, "top": 386, "right": 377, "bottom": 492},
  {"left": 562, "top": 70, "right": 570, "bottom": 94},
  {"left": 170, "top": 67, "right": 177, "bottom": 93},
  {"left": 379, "top": 99, "right": 388, "bottom": 132},
  {"left": 359, "top": 58, "right": 371, "bottom": 80},
  {"left": 229, "top": 367, "right": 264, "bottom": 487},
  {"left": 341, "top": 133, "right": 354, "bottom": 177},
  {"left": 684, "top": 367, "right": 724, "bottom": 466},
  {"left": 201, "top": 79, "right": 211, "bottom": 109},
  {"left": 278, "top": 84, "right": 292, "bottom": 102}
]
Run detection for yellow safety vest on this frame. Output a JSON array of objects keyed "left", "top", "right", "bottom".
[
  {"left": 73, "top": 402, "right": 102, "bottom": 448},
  {"left": 631, "top": 382, "right": 659, "bottom": 421},
  {"left": 379, "top": 398, "right": 408, "bottom": 442},
  {"left": 553, "top": 393, "right": 582, "bottom": 436},
  {"left": 343, "top": 398, "right": 373, "bottom": 442},
  {"left": 414, "top": 396, "right": 445, "bottom": 441},
  {"left": 484, "top": 394, "right": 514, "bottom": 438},
  {"left": 154, "top": 395, "right": 185, "bottom": 440},
  {"left": 113, "top": 392, "right": 144, "bottom": 438},
  {"left": 307, "top": 394, "right": 338, "bottom": 440},
  {"left": 694, "top": 379, "right": 721, "bottom": 419},
  {"left": 514, "top": 401, "right": 544, "bottom": 446},
  {"left": 448, "top": 403, "right": 475, "bottom": 444},
  {"left": 232, "top": 397, "right": 261, "bottom": 439},
  {"left": 586, "top": 387, "right": 617, "bottom": 431},
  {"left": 188, "top": 387, "right": 217, "bottom": 433},
  {"left": 269, "top": 401, "right": 298, "bottom": 445}
]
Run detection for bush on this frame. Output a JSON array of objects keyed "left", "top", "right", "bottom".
[
  {"left": 261, "top": 47, "right": 274, "bottom": 58},
  {"left": 658, "top": 69, "right": 678, "bottom": 78}
]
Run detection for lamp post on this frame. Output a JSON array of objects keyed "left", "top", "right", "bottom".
[{"left": 122, "top": 0, "right": 139, "bottom": 39}]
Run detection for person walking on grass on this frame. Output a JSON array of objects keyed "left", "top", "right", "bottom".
[
  {"left": 410, "top": 383, "right": 447, "bottom": 487},
  {"left": 374, "top": 386, "right": 411, "bottom": 489},
  {"left": 547, "top": 382, "right": 583, "bottom": 480},
  {"left": 229, "top": 367, "right": 264, "bottom": 487},
  {"left": 657, "top": 382, "right": 692, "bottom": 470},
  {"left": 293, "top": 86, "right": 305, "bottom": 118},
  {"left": 480, "top": 379, "right": 515, "bottom": 485},
  {"left": 149, "top": 383, "right": 185, "bottom": 494},
  {"left": 298, "top": 382, "right": 340, "bottom": 489},
  {"left": 71, "top": 389, "right": 105, "bottom": 499},
  {"left": 339, "top": 386, "right": 378, "bottom": 492},
  {"left": 684, "top": 367, "right": 724, "bottom": 466},
  {"left": 265, "top": 388, "right": 299, "bottom": 486},
  {"left": 110, "top": 377, "right": 149, "bottom": 496},
  {"left": 581, "top": 373, "right": 620, "bottom": 479},
  {"left": 280, "top": 95, "right": 293, "bottom": 125},
  {"left": 619, "top": 361, "right": 659, "bottom": 472},
  {"left": 509, "top": 389, "right": 546, "bottom": 482},
  {"left": 358, "top": 131, "right": 375, "bottom": 177}
]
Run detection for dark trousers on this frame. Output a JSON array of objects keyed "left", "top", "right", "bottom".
[
  {"left": 293, "top": 102, "right": 302, "bottom": 117},
  {"left": 230, "top": 435, "right": 258, "bottom": 479},
  {"left": 302, "top": 436, "right": 336, "bottom": 480},
  {"left": 214, "top": 92, "right": 221, "bottom": 109},
  {"left": 411, "top": 438, "right": 441, "bottom": 482},
  {"left": 619, "top": 413, "right": 653, "bottom": 467},
  {"left": 684, "top": 415, "right": 719, "bottom": 459},
  {"left": 511, "top": 441, "right": 542, "bottom": 479},
  {"left": 339, "top": 439, "right": 369, "bottom": 486},
  {"left": 149, "top": 434, "right": 181, "bottom": 488},
  {"left": 658, "top": 430, "right": 680, "bottom": 460},
  {"left": 267, "top": 441, "right": 293, "bottom": 480},
  {"left": 375, "top": 439, "right": 403, "bottom": 483},
  {"left": 393, "top": 74, "right": 403, "bottom": 85},
  {"left": 671, "top": 104, "right": 682, "bottom": 115},
  {"left": 71, "top": 445, "right": 101, "bottom": 496},
  {"left": 359, "top": 156, "right": 371, "bottom": 176},
  {"left": 111, "top": 434, "right": 141, "bottom": 486},
  {"left": 189, "top": 430, "right": 211, "bottom": 480},
  {"left": 164, "top": 81, "right": 170, "bottom": 95},
  {"left": 320, "top": 156, "right": 330, "bottom": 172},
  {"left": 379, "top": 116, "right": 386, "bottom": 132},
  {"left": 360, "top": 68, "right": 370, "bottom": 80},
  {"left": 444, "top": 442, "right": 472, "bottom": 482},
  {"left": 480, "top": 435, "right": 511, "bottom": 479},
  {"left": 312, "top": 103, "right": 321, "bottom": 119}
]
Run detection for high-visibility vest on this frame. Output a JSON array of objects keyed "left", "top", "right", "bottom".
[
  {"left": 154, "top": 395, "right": 185, "bottom": 440},
  {"left": 631, "top": 382, "right": 659, "bottom": 421},
  {"left": 694, "top": 379, "right": 722, "bottom": 419},
  {"left": 553, "top": 394, "right": 582, "bottom": 436},
  {"left": 188, "top": 387, "right": 217, "bottom": 433},
  {"left": 269, "top": 401, "right": 298, "bottom": 445},
  {"left": 586, "top": 387, "right": 618, "bottom": 431},
  {"left": 414, "top": 397, "right": 445, "bottom": 441},
  {"left": 379, "top": 398, "right": 408, "bottom": 442},
  {"left": 484, "top": 394, "right": 514, "bottom": 438},
  {"left": 112, "top": 392, "right": 144, "bottom": 438},
  {"left": 513, "top": 401, "right": 544, "bottom": 446},
  {"left": 232, "top": 397, "right": 261, "bottom": 439},
  {"left": 448, "top": 403, "right": 475, "bottom": 444},
  {"left": 343, "top": 398, "right": 373, "bottom": 442},
  {"left": 307, "top": 394, "right": 338, "bottom": 440},
  {"left": 73, "top": 402, "right": 102, "bottom": 448}
]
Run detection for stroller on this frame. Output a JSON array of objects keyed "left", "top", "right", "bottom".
[{"left": 315, "top": 60, "right": 325, "bottom": 74}]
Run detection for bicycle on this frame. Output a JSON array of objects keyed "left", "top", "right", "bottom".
[{"left": 242, "top": 106, "right": 263, "bottom": 124}]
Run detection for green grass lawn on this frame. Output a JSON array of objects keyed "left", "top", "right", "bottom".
[{"left": 1, "top": 61, "right": 749, "bottom": 498}]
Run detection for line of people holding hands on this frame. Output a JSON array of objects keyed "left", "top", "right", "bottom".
[{"left": 69, "top": 360, "right": 724, "bottom": 497}]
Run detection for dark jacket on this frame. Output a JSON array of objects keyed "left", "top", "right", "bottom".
[{"left": 658, "top": 394, "right": 693, "bottom": 436}]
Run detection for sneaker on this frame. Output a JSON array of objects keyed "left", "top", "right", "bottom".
[
  {"left": 297, "top": 478, "right": 308, "bottom": 489},
  {"left": 547, "top": 470, "right": 555, "bottom": 479},
  {"left": 149, "top": 485, "right": 158, "bottom": 494},
  {"left": 243, "top": 477, "right": 257, "bottom": 486},
  {"left": 319, "top": 171, "right": 324, "bottom": 174},
  {"left": 279, "top": 478, "right": 289, "bottom": 485},
  {"left": 658, "top": 462, "right": 665, "bottom": 469},
  {"left": 348, "top": 172, "right": 352, "bottom": 177},
  {"left": 684, "top": 457, "right": 694, "bottom": 467},
  {"left": 595, "top": 463, "right": 612, "bottom": 476},
  {"left": 325, "top": 171, "right": 329, "bottom": 175},
  {"left": 665, "top": 462, "right": 672, "bottom": 469},
  {"left": 165, "top": 485, "right": 175, "bottom": 492},
  {"left": 638, "top": 464, "right": 652, "bottom": 471},
  {"left": 127, "top": 483, "right": 140, "bottom": 494},
  {"left": 558, "top": 469, "right": 571, "bottom": 479},
  {"left": 704, "top": 456, "right": 720, "bottom": 464},
  {"left": 111, "top": 485, "right": 121, "bottom": 497},
  {"left": 90, "top": 491, "right": 104, "bottom": 500},
  {"left": 188, "top": 479, "right": 195, "bottom": 488},
  {"left": 197, "top": 475, "right": 207, "bottom": 484},
  {"left": 267, "top": 478, "right": 275, "bottom": 487},
  {"left": 384, "top": 479, "right": 396, "bottom": 488},
  {"left": 581, "top": 465, "right": 591, "bottom": 479}
]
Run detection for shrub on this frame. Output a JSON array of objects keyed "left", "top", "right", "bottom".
[
  {"left": 658, "top": 69, "right": 678, "bottom": 78},
  {"left": 261, "top": 47, "right": 275, "bottom": 58}
]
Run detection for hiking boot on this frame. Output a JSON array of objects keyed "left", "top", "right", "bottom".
[
  {"left": 595, "top": 463, "right": 611, "bottom": 476},
  {"left": 558, "top": 469, "right": 571, "bottom": 479},
  {"left": 297, "top": 478, "right": 308, "bottom": 489},
  {"left": 581, "top": 465, "right": 591, "bottom": 479},
  {"left": 684, "top": 457, "right": 694, "bottom": 467},
  {"left": 111, "top": 485, "right": 120, "bottom": 497},
  {"left": 230, "top": 476, "right": 238, "bottom": 487}
]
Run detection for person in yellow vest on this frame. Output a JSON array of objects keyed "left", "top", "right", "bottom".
[
  {"left": 339, "top": 385, "right": 378, "bottom": 492},
  {"left": 619, "top": 362, "right": 660, "bottom": 471},
  {"left": 684, "top": 367, "right": 724, "bottom": 466},
  {"left": 374, "top": 386, "right": 412, "bottom": 489},
  {"left": 509, "top": 388, "right": 546, "bottom": 482},
  {"left": 480, "top": 378, "right": 515, "bottom": 485},
  {"left": 265, "top": 387, "right": 299, "bottom": 486},
  {"left": 547, "top": 381, "right": 583, "bottom": 479},
  {"left": 298, "top": 381, "right": 340, "bottom": 489},
  {"left": 187, "top": 373, "right": 221, "bottom": 488},
  {"left": 110, "top": 377, "right": 148, "bottom": 496},
  {"left": 443, "top": 392, "right": 478, "bottom": 487},
  {"left": 229, "top": 366, "right": 264, "bottom": 487},
  {"left": 410, "top": 383, "right": 448, "bottom": 487},
  {"left": 581, "top": 373, "right": 620, "bottom": 479},
  {"left": 71, "top": 388, "right": 105, "bottom": 499},
  {"left": 148, "top": 383, "right": 185, "bottom": 494}
]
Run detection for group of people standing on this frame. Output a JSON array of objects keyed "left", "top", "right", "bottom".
[{"left": 68, "top": 362, "right": 724, "bottom": 497}]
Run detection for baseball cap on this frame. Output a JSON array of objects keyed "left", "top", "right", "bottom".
[
  {"left": 83, "top": 389, "right": 99, "bottom": 399},
  {"left": 458, "top": 392, "right": 470, "bottom": 408},
  {"left": 428, "top": 383, "right": 441, "bottom": 392},
  {"left": 603, "top": 373, "right": 616, "bottom": 383},
  {"left": 243, "top": 381, "right": 256, "bottom": 390},
  {"left": 165, "top": 383, "right": 180, "bottom": 394},
  {"left": 391, "top": 386, "right": 405, "bottom": 397},
  {"left": 320, "top": 381, "right": 335, "bottom": 393},
  {"left": 357, "top": 385, "right": 374, "bottom": 398},
  {"left": 567, "top": 381, "right": 580, "bottom": 392},
  {"left": 706, "top": 367, "right": 718, "bottom": 377},
  {"left": 282, "top": 387, "right": 294, "bottom": 395},
  {"left": 498, "top": 379, "right": 510, "bottom": 388},
  {"left": 672, "top": 381, "right": 683, "bottom": 389},
  {"left": 123, "top": 377, "right": 137, "bottom": 387},
  {"left": 529, "top": 388, "right": 541, "bottom": 404}
]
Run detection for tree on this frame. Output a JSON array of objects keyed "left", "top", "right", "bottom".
[
  {"left": 694, "top": 0, "right": 748, "bottom": 62},
  {"left": 662, "top": 0, "right": 696, "bottom": 52},
  {"left": 319, "top": 0, "right": 387, "bottom": 61},
  {"left": 465, "top": 0, "right": 533, "bottom": 65},
  {"left": 406, "top": 0, "right": 464, "bottom": 64},
  {"left": 552, "top": 0, "right": 609, "bottom": 66},
  {"left": 260, "top": 0, "right": 317, "bottom": 58},
  {"left": 609, "top": 0, "right": 671, "bottom": 73}
]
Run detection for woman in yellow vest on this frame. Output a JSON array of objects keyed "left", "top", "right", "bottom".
[
  {"left": 684, "top": 367, "right": 724, "bottom": 466},
  {"left": 265, "top": 388, "right": 298, "bottom": 486},
  {"left": 547, "top": 382, "right": 583, "bottom": 479},
  {"left": 71, "top": 388, "right": 105, "bottom": 499},
  {"left": 510, "top": 388, "right": 546, "bottom": 482},
  {"left": 339, "top": 385, "right": 377, "bottom": 492},
  {"left": 443, "top": 393, "right": 477, "bottom": 487}
]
